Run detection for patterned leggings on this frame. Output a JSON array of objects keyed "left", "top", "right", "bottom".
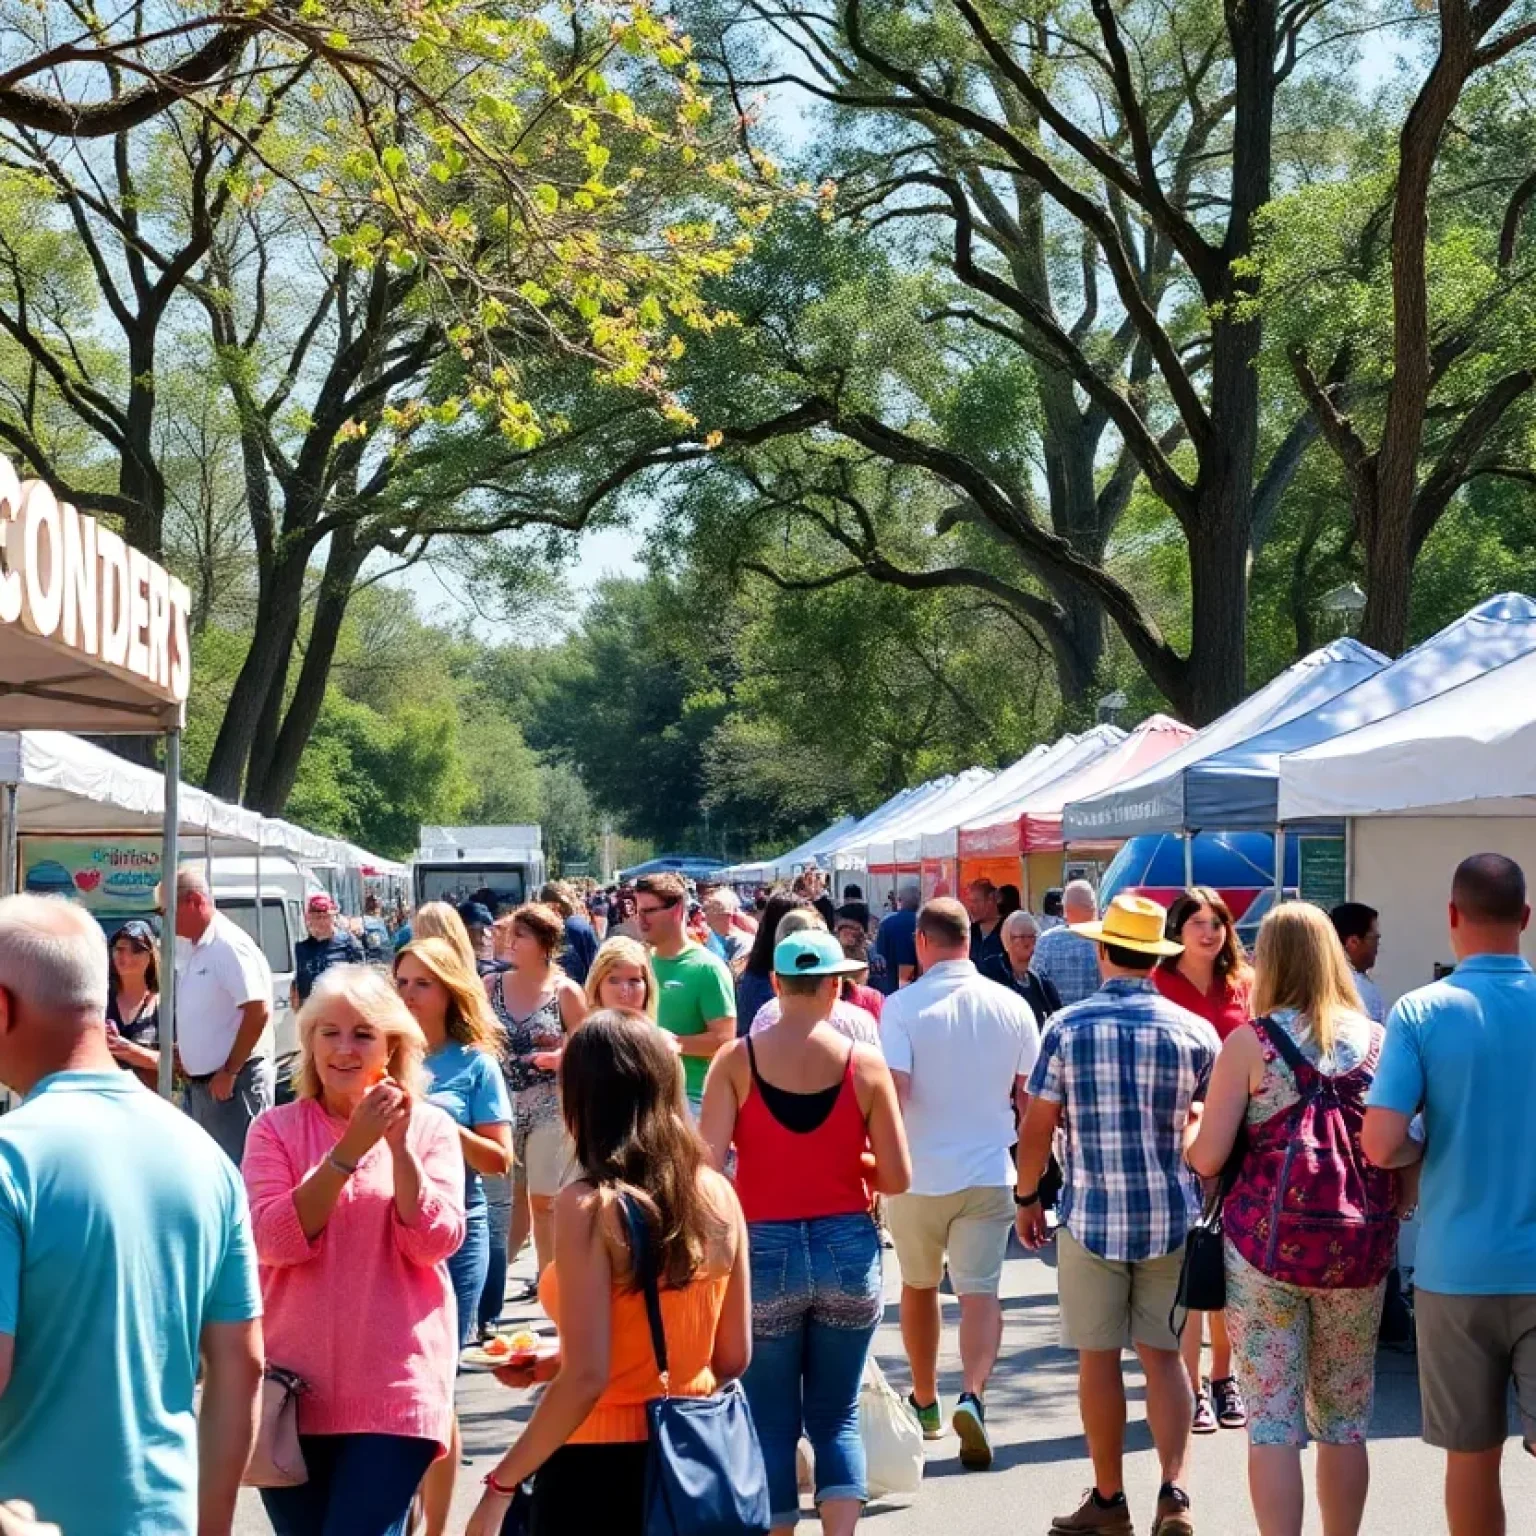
[{"left": 1224, "top": 1240, "right": 1387, "bottom": 1447}]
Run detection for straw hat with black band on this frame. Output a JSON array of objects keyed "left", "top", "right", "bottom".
[{"left": 1068, "top": 893, "right": 1185, "bottom": 958}]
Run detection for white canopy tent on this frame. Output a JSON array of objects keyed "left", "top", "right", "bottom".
[{"left": 1278, "top": 647, "right": 1536, "bottom": 1003}]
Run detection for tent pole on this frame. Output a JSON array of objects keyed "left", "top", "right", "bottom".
[
  {"left": 255, "top": 837, "right": 266, "bottom": 957},
  {"left": 1345, "top": 818, "right": 1355, "bottom": 901},
  {"left": 159, "top": 730, "right": 180, "bottom": 1101},
  {"left": 0, "top": 782, "right": 16, "bottom": 897},
  {"left": 1274, "top": 826, "right": 1285, "bottom": 906},
  {"left": 1183, "top": 832, "right": 1194, "bottom": 888},
  {"left": 204, "top": 824, "right": 213, "bottom": 883}
]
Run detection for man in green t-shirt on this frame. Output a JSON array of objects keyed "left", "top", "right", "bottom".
[{"left": 636, "top": 873, "right": 736, "bottom": 1108}]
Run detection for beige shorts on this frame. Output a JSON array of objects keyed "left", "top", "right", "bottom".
[
  {"left": 515, "top": 1117, "right": 577, "bottom": 1199},
  {"left": 885, "top": 1186, "right": 1014, "bottom": 1295},
  {"left": 1415, "top": 1289, "right": 1536, "bottom": 1452},
  {"left": 1057, "top": 1226, "right": 1184, "bottom": 1353}
]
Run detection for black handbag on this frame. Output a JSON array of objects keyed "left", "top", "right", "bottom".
[
  {"left": 1172, "top": 1199, "right": 1227, "bottom": 1335},
  {"left": 620, "top": 1194, "right": 772, "bottom": 1536}
]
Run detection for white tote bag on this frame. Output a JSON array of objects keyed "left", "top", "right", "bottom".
[{"left": 859, "top": 1357, "right": 924, "bottom": 1499}]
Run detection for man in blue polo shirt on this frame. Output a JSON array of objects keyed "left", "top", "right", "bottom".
[
  {"left": 1364, "top": 853, "right": 1536, "bottom": 1536},
  {"left": 873, "top": 878, "right": 921, "bottom": 993},
  {"left": 0, "top": 895, "right": 263, "bottom": 1536}
]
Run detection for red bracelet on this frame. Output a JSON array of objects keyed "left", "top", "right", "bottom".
[{"left": 483, "top": 1472, "right": 519, "bottom": 1497}]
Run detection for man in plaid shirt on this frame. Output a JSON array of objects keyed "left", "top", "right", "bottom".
[
  {"left": 1030, "top": 880, "right": 1104, "bottom": 1006},
  {"left": 1016, "top": 894, "right": 1220, "bottom": 1536}
]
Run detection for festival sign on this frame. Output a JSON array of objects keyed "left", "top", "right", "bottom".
[
  {"left": 0, "top": 450, "right": 192, "bottom": 709},
  {"left": 19, "top": 836, "right": 162, "bottom": 919}
]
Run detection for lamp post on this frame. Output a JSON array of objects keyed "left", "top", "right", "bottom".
[
  {"left": 1097, "top": 689, "right": 1129, "bottom": 727},
  {"left": 1320, "top": 582, "right": 1367, "bottom": 635}
]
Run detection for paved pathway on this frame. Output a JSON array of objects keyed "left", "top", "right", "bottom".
[{"left": 237, "top": 1236, "right": 1536, "bottom": 1534}]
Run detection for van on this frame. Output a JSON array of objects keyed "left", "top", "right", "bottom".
[{"left": 203, "top": 854, "right": 328, "bottom": 1092}]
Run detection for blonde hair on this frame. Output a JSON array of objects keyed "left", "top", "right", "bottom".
[
  {"left": 294, "top": 964, "right": 428, "bottom": 1101},
  {"left": 394, "top": 937, "right": 501, "bottom": 1051},
  {"left": 412, "top": 902, "right": 477, "bottom": 973},
  {"left": 585, "top": 936, "right": 659, "bottom": 1020},
  {"left": 1250, "top": 902, "right": 1364, "bottom": 1057}
]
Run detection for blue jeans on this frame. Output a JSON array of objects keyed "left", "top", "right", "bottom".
[
  {"left": 742, "top": 1213, "right": 883, "bottom": 1526},
  {"left": 480, "top": 1172, "right": 512, "bottom": 1330},
  {"left": 448, "top": 1210, "right": 490, "bottom": 1347},
  {"left": 260, "top": 1433, "right": 438, "bottom": 1536}
]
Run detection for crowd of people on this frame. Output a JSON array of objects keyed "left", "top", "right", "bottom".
[{"left": 0, "top": 851, "right": 1531, "bottom": 1536}]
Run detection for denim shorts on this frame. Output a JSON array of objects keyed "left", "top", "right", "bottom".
[{"left": 743, "top": 1213, "right": 883, "bottom": 1525}]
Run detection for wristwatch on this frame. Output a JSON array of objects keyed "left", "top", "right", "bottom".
[{"left": 1013, "top": 1189, "right": 1040, "bottom": 1209}]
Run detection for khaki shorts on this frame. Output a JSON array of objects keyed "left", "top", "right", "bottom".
[
  {"left": 1415, "top": 1289, "right": 1536, "bottom": 1452},
  {"left": 885, "top": 1186, "right": 1013, "bottom": 1295},
  {"left": 516, "top": 1117, "right": 577, "bottom": 1199},
  {"left": 1057, "top": 1226, "right": 1184, "bottom": 1353}
]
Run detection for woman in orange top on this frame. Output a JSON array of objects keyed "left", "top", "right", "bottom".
[{"left": 465, "top": 1009, "right": 751, "bottom": 1536}]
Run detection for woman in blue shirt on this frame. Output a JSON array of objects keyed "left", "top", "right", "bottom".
[{"left": 394, "top": 935, "right": 512, "bottom": 1536}]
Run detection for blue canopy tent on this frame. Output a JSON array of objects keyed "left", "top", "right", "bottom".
[
  {"left": 1182, "top": 594, "right": 1536, "bottom": 832},
  {"left": 1062, "top": 638, "right": 1388, "bottom": 850},
  {"left": 618, "top": 855, "right": 729, "bottom": 882}
]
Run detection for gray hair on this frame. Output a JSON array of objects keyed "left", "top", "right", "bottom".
[
  {"left": 897, "top": 878, "right": 922, "bottom": 908},
  {"left": 0, "top": 895, "right": 109, "bottom": 1014},
  {"left": 703, "top": 888, "right": 739, "bottom": 915},
  {"left": 1002, "top": 911, "right": 1039, "bottom": 941},
  {"left": 175, "top": 865, "right": 212, "bottom": 901},
  {"left": 1062, "top": 879, "right": 1098, "bottom": 918},
  {"left": 775, "top": 907, "right": 826, "bottom": 942}
]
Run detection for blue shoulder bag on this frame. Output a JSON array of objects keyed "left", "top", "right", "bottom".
[{"left": 620, "top": 1194, "right": 772, "bottom": 1536}]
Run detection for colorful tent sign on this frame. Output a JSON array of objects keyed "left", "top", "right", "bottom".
[{"left": 19, "top": 834, "right": 161, "bottom": 917}]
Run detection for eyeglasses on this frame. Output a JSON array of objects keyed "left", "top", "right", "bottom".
[{"left": 635, "top": 902, "right": 677, "bottom": 919}]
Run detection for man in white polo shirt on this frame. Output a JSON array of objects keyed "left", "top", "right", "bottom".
[
  {"left": 172, "top": 867, "right": 274, "bottom": 1166},
  {"left": 880, "top": 897, "right": 1040, "bottom": 1471}
]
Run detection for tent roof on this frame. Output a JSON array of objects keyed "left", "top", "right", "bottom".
[
  {"left": 0, "top": 730, "right": 256, "bottom": 844},
  {"left": 1017, "top": 715, "right": 1196, "bottom": 852},
  {"left": 863, "top": 769, "right": 995, "bottom": 865},
  {"left": 766, "top": 815, "right": 857, "bottom": 879},
  {"left": 948, "top": 728, "right": 1124, "bottom": 845},
  {"left": 910, "top": 734, "right": 1105, "bottom": 862},
  {"left": 0, "top": 621, "right": 184, "bottom": 733},
  {"left": 825, "top": 778, "right": 960, "bottom": 869},
  {"left": 1062, "top": 638, "right": 1388, "bottom": 841},
  {"left": 1184, "top": 594, "right": 1536, "bottom": 829},
  {"left": 1278, "top": 645, "right": 1536, "bottom": 821}
]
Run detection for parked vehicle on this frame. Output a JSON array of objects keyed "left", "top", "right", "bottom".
[{"left": 412, "top": 825, "right": 546, "bottom": 912}]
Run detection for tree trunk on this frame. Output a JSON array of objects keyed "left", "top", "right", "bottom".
[
  {"left": 201, "top": 548, "right": 308, "bottom": 798},
  {"left": 242, "top": 607, "right": 298, "bottom": 807},
  {"left": 250, "top": 532, "right": 367, "bottom": 814},
  {"left": 118, "top": 329, "right": 167, "bottom": 558}
]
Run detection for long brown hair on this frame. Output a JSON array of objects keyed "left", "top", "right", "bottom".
[
  {"left": 560, "top": 1009, "right": 713, "bottom": 1290},
  {"left": 108, "top": 925, "right": 160, "bottom": 995},
  {"left": 1251, "top": 903, "right": 1364, "bottom": 1057},
  {"left": 1161, "top": 887, "right": 1252, "bottom": 987},
  {"left": 394, "top": 937, "right": 500, "bottom": 1051}
]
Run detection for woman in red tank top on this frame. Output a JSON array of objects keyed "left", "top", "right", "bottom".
[{"left": 700, "top": 929, "right": 910, "bottom": 1536}]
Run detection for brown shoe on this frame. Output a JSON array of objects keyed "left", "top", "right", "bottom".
[
  {"left": 1052, "top": 1487, "right": 1134, "bottom": 1535},
  {"left": 1151, "top": 1485, "right": 1194, "bottom": 1536}
]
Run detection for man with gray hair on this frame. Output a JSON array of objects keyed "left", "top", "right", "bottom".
[
  {"left": 0, "top": 895, "right": 262, "bottom": 1536},
  {"left": 1031, "top": 879, "right": 1104, "bottom": 1007},
  {"left": 873, "top": 877, "right": 923, "bottom": 993},
  {"left": 172, "top": 865, "right": 274, "bottom": 1165}
]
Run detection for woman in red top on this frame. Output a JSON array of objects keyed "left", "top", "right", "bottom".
[
  {"left": 1155, "top": 886, "right": 1253, "bottom": 1436},
  {"left": 701, "top": 931, "right": 910, "bottom": 1536}
]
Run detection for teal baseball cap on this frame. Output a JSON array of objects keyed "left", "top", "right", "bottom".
[{"left": 773, "top": 929, "right": 865, "bottom": 978}]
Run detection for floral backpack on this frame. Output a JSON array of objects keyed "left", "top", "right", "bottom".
[{"left": 1223, "top": 1016, "right": 1399, "bottom": 1290}]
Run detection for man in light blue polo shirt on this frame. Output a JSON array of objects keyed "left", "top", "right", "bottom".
[
  {"left": 0, "top": 895, "right": 263, "bottom": 1536},
  {"left": 1364, "top": 853, "right": 1536, "bottom": 1536}
]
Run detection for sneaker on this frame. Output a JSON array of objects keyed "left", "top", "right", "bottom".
[
  {"left": 952, "top": 1392, "right": 991, "bottom": 1470},
  {"left": 906, "top": 1393, "right": 943, "bottom": 1440},
  {"left": 1211, "top": 1376, "right": 1247, "bottom": 1429},
  {"left": 1051, "top": 1487, "right": 1134, "bottom": 1535},
  {"left": 1191, "top": 1384, "right": 1217, "bottom": 1434},
  {"left": 1152, "top": 1484, "right": 1194, "bottom": 1536}
]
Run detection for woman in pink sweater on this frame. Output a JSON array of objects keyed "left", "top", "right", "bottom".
[{"left": 243, "top": 965, "right": 466, "bottom": 1536}]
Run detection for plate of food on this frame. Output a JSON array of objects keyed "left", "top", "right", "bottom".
[{"left": 461, "top": 1328, "right": 554, "bottom": 1370}]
